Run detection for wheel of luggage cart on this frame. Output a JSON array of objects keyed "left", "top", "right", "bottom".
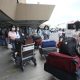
[
  {"left": 20, "top": 60, "right": 24, "bottom": 71},
  {"left": 31, "top": 57, "right": 37, "bottom": 66},
  {"left": 19, "top": 58, "right": 37, "bottom": 71}
]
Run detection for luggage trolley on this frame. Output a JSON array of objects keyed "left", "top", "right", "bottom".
[{"left": 15, "top": 42, "right": 37, "bottom": 71}]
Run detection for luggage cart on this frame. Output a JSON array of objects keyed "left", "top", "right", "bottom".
[{"left": 15, "top": 43, "right": 37, "bottom": 71}]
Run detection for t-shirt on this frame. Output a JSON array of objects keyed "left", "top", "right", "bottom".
[{"left": 8, "top": 31, "right": 16, "bottom": 40}]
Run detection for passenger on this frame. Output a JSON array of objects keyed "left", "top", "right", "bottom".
[
  {"left": 37, "top": 27, "right": 40, "bottom": 34},
  {"left": 4, "top": 28, "right": 9, "bottom": 47},
  {"left": 16, "top": 27, "right": 20, "bottom": 39},
  {"left": 37, "top": 27, "right": 42, "bottom": 37},
  {"left": 16, "top": 27, "right": 25, "bottom": 40},
  {"left": 8, "top": 26, "right": 16, "bottom": 50},
  {"left": 58, "top": 29, "right": 65, "bottom": 41},
  {"left": 62, "top": 29, "right": 65, "bottom": 40},
  {"left": 58, "top": 29, "right": 62, "bottom": 41},
  {"left": 43, "top": 25, "right": 50, "bottom": 40}
]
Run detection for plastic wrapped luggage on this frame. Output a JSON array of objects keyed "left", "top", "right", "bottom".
[
  {"left": 39, "top": 40, "right": 57, "bottom": 57},
  {"left": 44, "top": 52, "right": 80, "bottom": 80},
  {"left": 41, "top": 40, "right": 56, "bottom": 48},
  {"left": 58, "top": 37, "right": 78, "bottom": 56}
]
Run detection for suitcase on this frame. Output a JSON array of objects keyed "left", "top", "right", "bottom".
[
  {"left": 46, "top": 52, "right": 80, "bottom": 73},
  {"left": 44, "top": 63, "right": 80, "bottom": 80},
  {"left": 41, "top": 40, "right": 56, "bottom": 48},
  {"left": 39, "top": 40, "right": 57, "bottom": 57}
]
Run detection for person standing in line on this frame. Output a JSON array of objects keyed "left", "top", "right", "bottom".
[
  {"left": 8, "top": 26, "right": 16, "bottom": 50},
  {"left": 37, "top": 27, "right": 42, "bottom": 37},
  {"left": 16, "top": 27, "right": 20, "bottom": 39},
  {"left": 58, "top": 29, "right": 65, "bottom": 41},
  {"left": 43, "top": 25, "right": 50, "bottom": 40}
]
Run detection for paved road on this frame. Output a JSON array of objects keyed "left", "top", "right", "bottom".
[{"left": 0, "top": 32, "right": 59, "bottom": 80}]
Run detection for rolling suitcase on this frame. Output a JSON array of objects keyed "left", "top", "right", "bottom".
[
  {"left": 44, "top": 52, "right": 80, "bottom": 80},
  {"left": 46, "top": 52, "right": 80, "bottom": 73}
]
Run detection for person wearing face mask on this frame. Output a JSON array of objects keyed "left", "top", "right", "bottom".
[
  {"left": 8, "top": 26, "right": 16, "bottom": 50},
  {"left": 8, "top": 26, "right": 18, "bottom": 62},
  {"left": 16, "top": 27, "right": 20, "bottom": 39},
  {"left": 16, "top": 27, "right": 25, "bottom": 40},
  {"left": 8, "top": 26, "right": 16, "bottom": 40},
  {"left": 43, "top": 25, "right": 50, "bottom": 40}
]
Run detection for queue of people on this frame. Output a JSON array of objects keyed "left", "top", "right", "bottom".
[
  {"left": 8, "top": 26, "right": 25, "bottom": 49},
  {"left": 37, "top": 25, "right": 50, "bottom": 40}
]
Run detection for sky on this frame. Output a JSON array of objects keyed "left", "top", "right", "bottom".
[{"left": 27, "top": 0, "right": 80, "bottom": 28}]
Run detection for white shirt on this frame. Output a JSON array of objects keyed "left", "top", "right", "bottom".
[{"left": 16, "top": 31, "right": 20, "bottom": 39}]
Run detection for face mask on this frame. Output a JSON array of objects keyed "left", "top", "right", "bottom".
[
  {"left": 17, "top": 27, "right": 19, "bottom": 31},
  {"left": 12, "top": 28, "right": 15, "bottom": 31}
]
